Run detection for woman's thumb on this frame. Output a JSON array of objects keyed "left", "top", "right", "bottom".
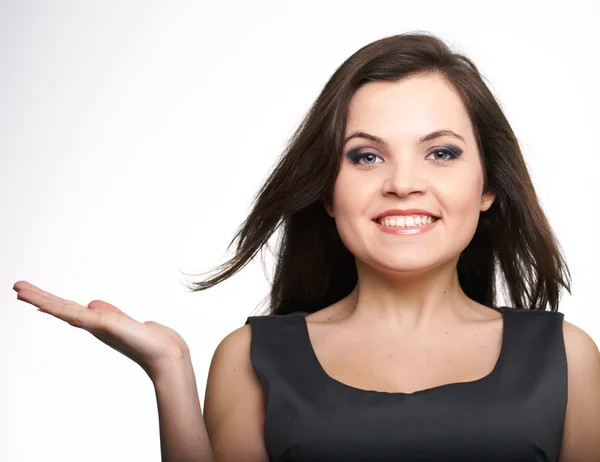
[{"left": 85, "top": 300, "right": 132, "bottom": 318}]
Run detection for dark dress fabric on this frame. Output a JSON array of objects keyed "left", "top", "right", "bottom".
[{"left": 244, "top": 306, "right": 567, "bottom": 462}]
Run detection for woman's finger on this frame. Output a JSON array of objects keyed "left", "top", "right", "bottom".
[
  {"left": 86, "top": 300, "right": 133, "bottom": 318},
  {"left": 14, "top": 281, "right": 79, "bottom": 307},
  {"left": 18, "top": 288, "right": 118, "bottom": 334},
  {"left": 16, "top": 288, "right": 77, "bottom": 312},
  {"left": 15, "top": 281, "right": 133, "bottom": 319},
  {"left": 15, "top": 282, "right": 94, "bottom": 318}
]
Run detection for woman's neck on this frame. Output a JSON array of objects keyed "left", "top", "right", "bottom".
[{"left": 340, "top": 259, "right": 486, "bottom": 331}]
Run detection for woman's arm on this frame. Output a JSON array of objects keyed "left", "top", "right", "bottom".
[
  {"left": 557, "top": 319, "right": 600, "bottom": 462},
  {"left": 153, "top": 354, "right": 216, "bottom": 462},
  {"left": 203, "top": 324, "right": 270, "bottom": 462},
  {"left": 152, "top": 323, "right": 268, "bottom": 462}
]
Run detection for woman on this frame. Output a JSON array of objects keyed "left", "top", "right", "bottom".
[{"left": 14, "top": 32, "right": 600, "bottom": 461}]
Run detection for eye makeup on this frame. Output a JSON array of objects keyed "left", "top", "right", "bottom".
[
  {"left": 427, "top": 146, "right": 463, "bottom": 161},
  {"left": 346, "top": 149, "right": 381, "bottom": 165},
  {"left": 345, "top": 145, "right": 463, "bottom": 166}
]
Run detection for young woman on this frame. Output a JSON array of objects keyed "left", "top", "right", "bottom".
[{"left": 14, "top": 32, "right": 600, "bottom": 462}]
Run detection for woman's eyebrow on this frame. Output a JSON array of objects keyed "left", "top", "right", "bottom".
[{"left": 343, "top": 129, "right": 467, "bottom": 147}]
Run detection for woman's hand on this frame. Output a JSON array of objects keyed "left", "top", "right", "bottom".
[{"left": 13, "top": 280, "right": 190, "bottom": 381}]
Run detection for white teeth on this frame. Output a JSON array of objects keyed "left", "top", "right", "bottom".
[{"left": 378, "top": 215, "right": 436, "bottom": 228}]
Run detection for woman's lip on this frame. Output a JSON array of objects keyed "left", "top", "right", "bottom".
[
  {"left": 373, "top": 218, "right": 440, "bottom": 235},
  {"left": 373, "top": 209, "right": 439, "bottom": 220}
]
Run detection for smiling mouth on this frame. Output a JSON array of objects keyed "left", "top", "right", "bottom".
[{"left": 374, "top": 215, "right": 440, "bottom": 228}]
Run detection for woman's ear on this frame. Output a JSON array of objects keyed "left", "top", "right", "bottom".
[
  {"left": 323, "top": 197, "right": 335, "bottom": 217},
  {"left": 480, "top": 191, "right": 496, "bottom": 212}
]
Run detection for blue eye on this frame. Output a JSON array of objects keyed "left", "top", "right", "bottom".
[
  {"left": 346, "top": 150, "right": 382, "bottom": 165},
  {"left": 346, "top": 146, "right": 463, "bottom": 165}
]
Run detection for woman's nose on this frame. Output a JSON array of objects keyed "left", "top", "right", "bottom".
[{"left": 381, "top": 158, "right": 427, "bottom": 197}]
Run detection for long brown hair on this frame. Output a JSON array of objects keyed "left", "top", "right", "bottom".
[{"left": 183, "top": 31, "right": 571, "bottom": 315}]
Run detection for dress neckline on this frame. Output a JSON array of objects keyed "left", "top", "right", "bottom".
[{"left": 295, "top": 306, "right": 508, "bottom": 397}]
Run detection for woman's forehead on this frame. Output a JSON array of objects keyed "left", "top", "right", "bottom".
[{"left": 345, "top": 76, "right": 473, "bottom": 145}]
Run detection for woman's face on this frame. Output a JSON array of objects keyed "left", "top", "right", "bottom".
[{"left": 324, "top": 73, "right": 495, "bottom": 275}]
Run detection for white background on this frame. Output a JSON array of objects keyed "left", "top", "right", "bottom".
[{"left": 1, "top": 1, "right": 598, "bottom": 461}]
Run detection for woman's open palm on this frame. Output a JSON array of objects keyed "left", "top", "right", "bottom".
[{"left": 13, "top": 280, "right": 190, "bottom": 380}]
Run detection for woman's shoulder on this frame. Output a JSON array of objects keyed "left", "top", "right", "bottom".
[
  {"left": 503, "top": 306, "right": 564, "bottom": 316},
  {"left": 502, "top": 307, "right": 589, "bottom": 342},
  {"left": 503, "top": 308, "right": 595, "bottom": 350},
  {"left": 559, "top": 316, "right": 598, "bottom": 365},
  {"left": 216, "top": 310, "right": 309, "bottom": 352},
  {"left": 204, "top": 324, "right": 269, "bottom": 460},
  {"left": 210, "top": 323, "right": 253, "bottom": 373},
  {"left": 555, "top": 313, "right": 600, "bottom": 460}
]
